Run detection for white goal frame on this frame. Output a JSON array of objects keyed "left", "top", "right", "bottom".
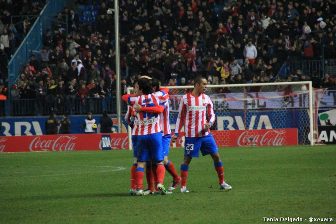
[{"left": 126, "top": 81, "right": 315, "bottom": 149}]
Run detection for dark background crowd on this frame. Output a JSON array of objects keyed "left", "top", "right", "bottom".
[
  {"left": 1, "top": 0, "right": 336, "bottom": 115},
  {"left": 0, "top": 0, "right": 46, "bottom": 82}
]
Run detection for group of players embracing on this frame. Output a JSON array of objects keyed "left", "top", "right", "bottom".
[{"left": 122, "top": 75, "right": 232, "bottom": 196}]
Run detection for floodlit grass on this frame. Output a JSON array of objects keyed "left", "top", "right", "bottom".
[{"left": 0, "top": 145, "right": 335, "bottom": 224}]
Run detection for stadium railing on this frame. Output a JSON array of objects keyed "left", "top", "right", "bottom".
[
  {"left": 287, "top": 59, "right": 336, "bottom": 78},
  {"left": 6, "top": 0, "right": 73, "bottom": 116},
  {"left": 11, "top": 96, "right": 121, "bottom": 116}
]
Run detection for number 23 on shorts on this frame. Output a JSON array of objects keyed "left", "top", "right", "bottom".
[{"left": 186, "top": 144, "right": 194, "bottom": 154}]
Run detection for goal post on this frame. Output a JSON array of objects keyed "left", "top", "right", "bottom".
[{"left": 124, "top": 81, "right": 317, "bottom": 149}]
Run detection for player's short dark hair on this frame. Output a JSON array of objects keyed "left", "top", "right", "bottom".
[
  {"left": 138, "top": 78, "right": 153, "bottom": 95},
  {"left": 151, "top": 78, "right": 160, "bottom": 92},
  {"left": 194, "top": 75, "right": 205, "bottom": 86}
]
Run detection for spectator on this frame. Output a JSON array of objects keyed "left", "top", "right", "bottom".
[
  {"left": 244, "top": 40, "right": 257, "bottom": 65},
  {"left": 0, "top": 82, "right": 7, "bottom": 116},
  {"left": 83, "top": 111, "right": 97, "bottom": 133},
  {"left": 229, "top": 60, "right": 242, "bottom": 80},
  {"left": 35, "top": 80, "right": 47, "bottom": 115},
  {"left": 0, "top": 28, "right": 9, "bottom": 56},
  {"left": 59, "top": 114, "right": 71, "bottom": 134},
  {"left": 45, "top": 113, "right": 58, "bottom": 135},
  {"left": 100, "top": 111, "right": 113, "bottom": 133},
  {"left": 322, "top": 74, "right": 336, "bottom": 90}
]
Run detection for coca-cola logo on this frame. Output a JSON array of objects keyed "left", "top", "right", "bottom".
[
  {"left": 29, "top": 136, "right": 77, "bottom": 152},
  {"left": 0, "top": 138, "right": 6, "bottom": 152},
  {"left": 109, "top": 136, "right": 129, "bottom": 149},
  {"left": 237, "top": 130, "right": 286, "bottom": 146}
]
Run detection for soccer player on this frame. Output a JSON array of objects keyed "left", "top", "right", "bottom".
[
  {"left": 151, "top": 79, "right": 181, "bottom": 191},
  {"left": 132, "top": 78, "right": 168, "bottom": 195},
  {"left": 124, "top": 81, "right": 140, "bottom": 195},
  {"left": 172, "top": 75, "right": 232, "bottom": 193},
  {"left": 124, "top": 79, "right": 155, "bottom": 195}
]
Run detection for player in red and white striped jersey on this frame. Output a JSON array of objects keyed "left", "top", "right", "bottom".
[
  {"left": 125, "top": 104, "right": 138, "bottom": 194},
  {"left": 124, "top": 79, "right": 159, "bottom": 195},
  {"left": 172, "top": 76, "right": 232, "bottom": 192},
  {"left": 123, "top": 77, "right": 180, "bottom": 193},
  {"left": 174, "top": 89, "right": 215, "bottom": 138},
  {"left": 131, "top": 78, "right": 169, "bottom": 195},
  {"left": 124, "top": 80, "right": 140, "bottom": 195},
  {"left": 131, "top": 93, "right": 162, "bottom": 135},
  {"left": 151, "top": 79, "right": 181, "bottom": 191}
]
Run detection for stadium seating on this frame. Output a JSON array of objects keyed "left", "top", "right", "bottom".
[{"left": 3, "top": 0, "right": 336, "bottom": 115}]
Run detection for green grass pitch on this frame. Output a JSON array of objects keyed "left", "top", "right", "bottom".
[{"left": 0, "top": 145, "right": 335, "bottom": 224}]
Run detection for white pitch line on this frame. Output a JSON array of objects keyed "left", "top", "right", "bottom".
[{"left": 1, "top": 166, "right": 126, "bottom": 178}]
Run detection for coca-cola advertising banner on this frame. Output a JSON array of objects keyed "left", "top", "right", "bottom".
[
  {"left": 214, "top": 128, "right": 298, "bottom": 147},
  {"left": 172, "top": 128, "right": 298, "bottom": 148},
  {"left": 0, "top": 133, "right": 129, "bottom": 152},
  {"left": 0, "top": 129, "right": 297, "bottom": 153},
  {"left": 0, "top": 116, "right": 125, "bottom": 136}
]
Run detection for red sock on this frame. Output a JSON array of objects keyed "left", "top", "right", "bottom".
[
  {"left": 215, "top": 166, "right": 224, "bottom": 184},
  {"left": 165, "top": 161, "right": 180, "bottom": 181},
  {"left": 155, "top": 164, "right": 166, "bottom": 184},
  {"left": 152, "top": 164, "right": 158, "bottom": 191},
  {"left": 130, "top": 164, "right": 137, "bottom": 189},
  {"left": 146, "top": 164, "right": 155, "bottom": 191},
  {"left": 181, "top": 170, "right": 188, "bottom": 187},
  {"left": 180, "top": 164, "right": 189, "bottom": 187},
  {"left": 135, "top": 167, "right": 145, "bottom": 190}
]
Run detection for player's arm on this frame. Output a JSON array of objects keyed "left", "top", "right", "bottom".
[
  {"left": 138, "top": 105, "right": 164, "bottom": 114},
  {"left": 155, "top": 90, "right": 170, "bottom": 102},
  {"left": 159, "top": 87, "right": 169, "bottom": 94},
  {"left": 121, "top": 94, "right": 136, "bottom": 103},
  {"left": 204, "top": 96, "right": 216, "bottom": 130},
  {"left": 172, "top": 97, "right": 186, "bottom": 141},
  {"left": 133, "top": 94, "right": 164, "bottom": 114}
]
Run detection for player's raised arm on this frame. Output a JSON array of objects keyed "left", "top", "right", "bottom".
[
  {"left": 122, "top": 80, "right": 140, "bottom": 104},
  {"left": 159, "top": 87, "right": 169, "bottom": 95},
  {"left": 138, "top": 105, "right": 164, "bottom": 114},
  {"left": 133, "top": 94, "right": 164, "bottom": 114},
  {"left": 121, "top": 94, "right": 131, "bottom": 102}
]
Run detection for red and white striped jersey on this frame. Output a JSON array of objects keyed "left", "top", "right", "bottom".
[
  {"left": 175, "top": 92, "right": 216, "bottom": 137},
  {"left": 132, "top": 94, "right": 162, "bottom": 136},
  {"left": 154, "top": 90, "right": 171, "bottom": 135}
]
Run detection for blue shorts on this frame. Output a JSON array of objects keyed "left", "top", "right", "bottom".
[
  {"left": 184, "top": 134, "right": 218, "bottom": 158},
  {"left": 136, "top": 132, "right": 164, "bottom": 162},
  {"left": 131, "top": 135, "right": 138, "bottom": 158},
  {"left": 162, "top": 134, "right": 171, "bottom": 157}
]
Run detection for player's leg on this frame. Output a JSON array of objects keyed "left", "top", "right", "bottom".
[
  {"left": 134, "top": 135, "right": 150, "bottom": 195},
  {"left": 130, "top": 157, "right": 137, "bottom": 195},
  {"left": 129, "top": 135, "right": 138, "bottom": 195},
  {"left": 210, "top": 153, "right": 232, "bottom": 191},
  {"left": 180, "top": 137, "right": 201, "bottom": 193},
  {"left": 201, "top": 134, "right": 232, "bottom": 191},
  {"left": 180, "top": 155, "right": 192, "bottom": 193},
  {"left": 162, "top": 134, "right": 180, "bottom": 190},
  {"left": 150, "top": 132, "right": 168, "bottom": 194},
  {"left": 145, "top": 160, "right": 155, "bottom": 193},
  {"left": 151, "top": 162, "right": 158, "bottom": 193}
]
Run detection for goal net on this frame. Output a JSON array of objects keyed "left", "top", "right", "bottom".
[{"left": 125, "top": 81, "right": 318, "bottom": 148}]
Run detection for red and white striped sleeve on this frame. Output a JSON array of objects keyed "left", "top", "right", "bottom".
[
  {"left": 206, "top": 95, "right": 216, "bottom": 126},
  {"left": 174, "top": 95, "right": 186, "bottom": 135}
]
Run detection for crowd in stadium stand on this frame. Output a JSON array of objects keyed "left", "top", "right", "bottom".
[
  {"left": 0, "top": 0, "right": 46, "bottom": 83},
  {"left": 3, "top": 0, "right": 336, "bottom": 115}
]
